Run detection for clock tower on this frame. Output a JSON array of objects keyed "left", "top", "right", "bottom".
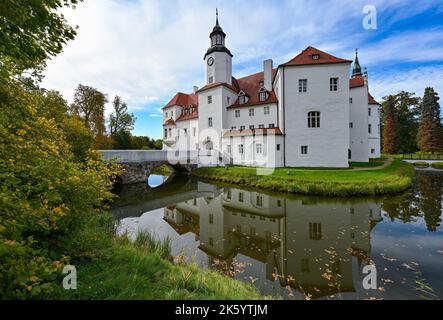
[{"left": 204, "top": 9, "right": 233, "bottom": 85}]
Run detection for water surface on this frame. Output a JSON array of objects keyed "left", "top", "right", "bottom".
[{"left": 111, "top": 171, "right": 443, "bottom": 300}]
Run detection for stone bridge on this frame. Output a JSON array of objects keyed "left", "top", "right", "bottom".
[{"left": 99, "top": 150, "right": 198, "bottom": 184}]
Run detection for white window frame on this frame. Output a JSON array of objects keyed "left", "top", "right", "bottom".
[
  {"left": 299, "top": 79, "right": 307, "bottom": 93},
  {"left": 256, "top": 143, "right": 263, "bottom": 154},
  {"left": 301, "top": 145, "right": 308, "bottom": 155},
  {"left": 308, "top": 111, "right": 320, "bottom": 128},
  {"left": 238, "top": 144, "right": 244, "bottom": 154},
  {"left": 208, "top": 117, "right": 213, "bottom": 127},
  {"left": 330, "top": 78, "right": 338, "bottom": 91},
  {"left": 264, "top": 106, "right": 270, "bottom": 115},
  {"left": 249, "top": 108, "right": 254, "bottom": 117},
  {"left": 208, "top": 96, "right": 212, "bottom": 104},
  {"left": 235, "top": 109, "right": 240, "bottom": 118}
]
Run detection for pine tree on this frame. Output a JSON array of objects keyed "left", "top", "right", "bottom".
[
  {"left": 382, "top": 95, "right": 401, "bottom": 154},
  {"left": 417, "top": 87, "right": 443, "bottom": 152}
]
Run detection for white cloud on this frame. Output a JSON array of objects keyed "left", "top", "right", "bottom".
[{"left": 41, "top": 0, "right": 443, "bottom": 118}]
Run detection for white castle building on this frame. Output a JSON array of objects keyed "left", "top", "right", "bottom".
[{"left": 162, "top": 12, "right": 381, "bottom": 168}]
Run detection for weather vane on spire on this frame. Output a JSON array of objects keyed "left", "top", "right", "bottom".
[{"left": 216, "top": 8, "right": 219, "bottom": 25}]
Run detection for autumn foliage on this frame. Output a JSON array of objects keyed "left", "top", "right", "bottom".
[
  {"left": 382, "top": 95, "right": 401, "bottom": 154},
  {"left": 417, "top": 87, "right": 443, "bottom": 153}
]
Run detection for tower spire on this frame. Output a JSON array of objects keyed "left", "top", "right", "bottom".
[
  {"left": 216, "top": 8, "right": 219, "bottom": 26},
  {"left": 352, "top": 48, "right": 363, "bottom": 78}
]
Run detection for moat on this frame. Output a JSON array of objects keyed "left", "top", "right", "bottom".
[{"left": 111, "top": 171, "right": 443, "bottom": 300}]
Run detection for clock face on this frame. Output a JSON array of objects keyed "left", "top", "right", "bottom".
[{"left": 207, "top": 57, "right": 214, "bottom": 66}]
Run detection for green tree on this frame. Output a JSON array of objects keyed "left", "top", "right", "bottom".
[
  {"left": 154, "top": 139, "right": 163, "bottom": 150},
  {"left": 0, "top": 0, "right": 80, "bottom": 81},
  {"left": 393, "top": 91, "right": 420, "bottom": 153},
  {"left": 417, "top": 87, "right": 443, "bottom": 152},
  {"left": 382, "top": 95, "right": 401, "bottom": 154},
  {"left": 70, "top": 84, "right": 108, "bottom": 137},
  {"left": 112, "top": 130, "right": 134, "bottom": 150},
  {"left": 109, "top": 96, "right": 136, "bottom": 135},
  {"left": 62, "top": 116, "right": 95, "bottom": 160}
]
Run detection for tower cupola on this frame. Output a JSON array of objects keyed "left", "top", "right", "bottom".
[
  {"left": 352, "top": 48, "right": 363, "bottom": 78},
  {"left": 204, "top": 9, "right": 233, "bottom": 59}
]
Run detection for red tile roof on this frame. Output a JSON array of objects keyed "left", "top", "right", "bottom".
[
  {"left": 176, "top": 109, "right": 199, "bottom": 121},
  {"left": 223, "top": 128, "right": 283, "bottom": 137},
  {"left": 227, "top": 70, "right": 278, "bottom": 108},
  {"left": 350, "top": 76, "right": 365, "bottom": 88},
  {"left": 368, "top": 93, "right": 380, "bottom": 105},
  {"left": 163, "top": 92, "right": 198, "bottom": 110},
  {"left": 163, "top": 118, "right": 176, "bottom": 126},
  {"left": 282, "top": 46, "right": 352, "bottom": 67}
]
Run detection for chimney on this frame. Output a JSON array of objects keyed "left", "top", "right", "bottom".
[
  {"left": 193, "top": 86, "right": 199, "bottom": 94},
  {"left": 263, "top": 59, "right": 273, "bottom": 91}
]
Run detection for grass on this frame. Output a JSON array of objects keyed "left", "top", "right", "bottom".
[
  {"left": 51, "top": 213, "right": 267, "bottom": 300},
  {"left": 152, "top": 164, "right": 173, "bottom": 176},
  {"left": 349, "top": 159, "right": 385, "bottom": 168},
  {"left": 193, "top": 160, "right": 414, "bottom": 197}
]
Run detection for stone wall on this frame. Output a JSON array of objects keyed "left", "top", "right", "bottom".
[{"left": 118, "top": 161, "right": 196, "bottom": 184}]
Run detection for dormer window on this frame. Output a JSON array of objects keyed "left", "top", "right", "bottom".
[
  {"left": 238, "top": 91, "right": 247, "bottom": 105},
  {"left": 259, "top": 88, "right": 268, "bottom": 102},
  {"left": 312, "top": 54, "right": 320, "bottom": 60}
]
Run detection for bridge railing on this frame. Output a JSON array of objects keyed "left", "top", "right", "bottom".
[{"left": 98, "top": 150, "right": 198, "bottom": 164}]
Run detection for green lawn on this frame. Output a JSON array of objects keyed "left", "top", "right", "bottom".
[{"left": 193, "top": 160, "right": 414, "bottom": 197}]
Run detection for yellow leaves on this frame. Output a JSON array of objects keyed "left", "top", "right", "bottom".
[
  {"left": 4, "top": 239, "right": 16, "bottom": 246},
  {"left": 53, "top": 207, "right": 63, "bottom": 215},
  {"left": 16, "top": 128, "right": 26, "bottom": 136},
  {"left": 26, "top": 285, "right": 33, "bottom": 292},
  {"left": 29, "top": 276, "right": 39, "bottom": 283},
  {"left": 0, "top": 224, "right": 6, "bottom": 233}
]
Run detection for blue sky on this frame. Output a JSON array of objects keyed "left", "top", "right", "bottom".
[{"left": 42, "top": 0, "right": 443, "bottom": 139}]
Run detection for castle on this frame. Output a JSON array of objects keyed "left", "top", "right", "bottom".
[{"left": 162, "top": 11, "right": 380, "bottom": 168}]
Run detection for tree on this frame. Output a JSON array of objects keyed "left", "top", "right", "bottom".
[
  {"left": 393, "top": 91, "right": 420, "bottom": 153},
  {"left": 109, "top": 96, "right": 136, "bottom": 135},
  {"left": 70, "top": 84, "right": 108, "bottom": 137},
  {"left": 382, "top": 95, "right": 401, "bottom": 154},
  {"left": 112, "top": 130, "right": 134, "bottom": 150},
  {"left": 417, "top": 87, "right": 443, "bottom": 152},
  {"left": 0, "top": 0, "right": 80, "bottom": 81},
  {"left": 154, "top": 139, "right": 163, "bottom": 150}
]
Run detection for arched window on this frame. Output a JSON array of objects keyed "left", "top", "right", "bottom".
[
  {"left": 259, "top": 88, "right": 268, "bottom": 102},
  {"left": 308, "top": 111, "right": 320, "bottom": 128},
  {"left": 238, "top": 92, "right": 246, "bottom": 105}
]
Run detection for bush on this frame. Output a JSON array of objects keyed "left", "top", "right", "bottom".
[
  {"left": 430, "top": 162, "right": 443, "bottom": 169},
  {"left": 0, "top": 82, "right": 120, "bottom": 298},
  {"left": 413, "top": 161, "right": 429, "bottom": 168}
]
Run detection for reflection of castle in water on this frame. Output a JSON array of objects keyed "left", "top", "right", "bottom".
[{"left": 164, "top": 182, "right": 382, "bottom": 298}]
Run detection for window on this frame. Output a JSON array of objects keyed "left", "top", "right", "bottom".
[
  {"left": 349, "top": 98, "right": 353, "bottom": 103},
  {"left": 168, "top": 128, "right": 172, "bottom": 137},
  {"left": 256, "top": 195, "right": 263, "bottom": 206},
  {"left": 239, "top": 94, "right": 246, "bottom": 105},
  {"left": 349, "top": 122, "right": 353, "bottom": 128},
  {"left": 277, "top": 199, "right": 282, "bottom": 207},
  {"left": 256, "top": 143, "right": 263, "bottom": 154},
  {"left": 184, "top": 128, "right": 187, "bottom": 136},
  {"left": 258, "top": 124, "right": 264, "bottom": 129},
  {"left": 207, "top": 96, "right": 212, "bottom": 104},
  {"left": 368, "top": 108, "right": 371, "bottom": 116},
  {"left": 330, "top": 77, "right": 338, "bottom": 91},
  {"left": 309, "top": 223, "right": 322, "bottom": 240},
  {"left": 301, "top": 259, "right": 310, "bottom": 273},
  {"left": 240, "top": 126, "right": 245, "bottom": 130},
  {"left": 249, "top": 125, "right": 255, "bottom": 130},
  {"left": 164, "top": 129, "right": 167, "bottom": 138},
  {"left": 231, "top": 126, "right": 236, "bottom": 130},
  {"left": 165, "top": 111, "right": 168, "bottom": 118},
  {"left": 301, "top": 145, "right": 308, "bottom": 155},
  {"left": 276, "top": 144, "right": 280, "bottom": 151},
  {"left": 259, "top": 91, "right": 267, "bottom": 102},
  {"left": 312, "top": 54, "right": 320, "bottom": 60},
  {"left": 308, "top": 111, "right": 320, "bottom": 128},
  {"left": 208, "top": 76, "right": 213, "bottom": 84},
  {"left": 227, "top": 97, "right": 230, "bottom": 105},
  {"left": 348, "top": 149, "right": 352, "bottom": 160},
  {"left": 238, "top": 192, "right": 244, "bottom": 202},
  {"left": 209, "top": 214, "right": 214, "bottom": 224},
  {"left": 227, "top": 190, "right": 232, "bottom": 199},
  {"left": 193, "top": 127, "right": 196, "bottom": 136},
  {"left": 208, "top": 117, "right": 213, "bottom": 127},
  {"left": 371, "top": 148, "right": 375, "bottom": 154},
  {"left": 249, "top": 108, "right": 254, "bottom": 116},
  {"left": 171, "top": 111, "right": 174, "bottom": 118},
  {"left": 269, "top": 123, "right": 275, "bottom": 128},
  {"left": 238, "top": 144, "right": 244, "bottom": 154},
  {"left": 299, "top": 79, "right": 307, "bottom": 92},
  {"left": 368, "top": 124, "right": 372, "bottom": 134},
  {"left": 235, "top": 110, "right": 240, "bottom": 118},
  {"left": 227, "top": 145, "right": 232, "bottom": 154},
  {"left": 264, "top": 106, "right": 270, "bottom": 115}
]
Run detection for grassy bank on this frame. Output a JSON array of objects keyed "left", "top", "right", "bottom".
[
  {"left": 51, "top": 213, "right": 267, "bottom": 300},
  {"left": 193, "top": 160, "right": 414, "bottom": 197}
]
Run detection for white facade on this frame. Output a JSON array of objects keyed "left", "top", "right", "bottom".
[{"left": 161, "top": 15, "right": 380, "bottom": 168}]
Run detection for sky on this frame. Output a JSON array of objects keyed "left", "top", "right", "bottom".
[{"left": 42, "top": 0, "right": 443, "bottom": 139}]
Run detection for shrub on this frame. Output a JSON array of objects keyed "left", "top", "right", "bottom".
[
  {"left": 430, "top": 162, "right": 443, "bottom": 169},
  {"left": 413, "top": 161, "right": 430, "bottom": 168},
  {"left": 0, "top": 82, "right": 120, "bottom": 298}
]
